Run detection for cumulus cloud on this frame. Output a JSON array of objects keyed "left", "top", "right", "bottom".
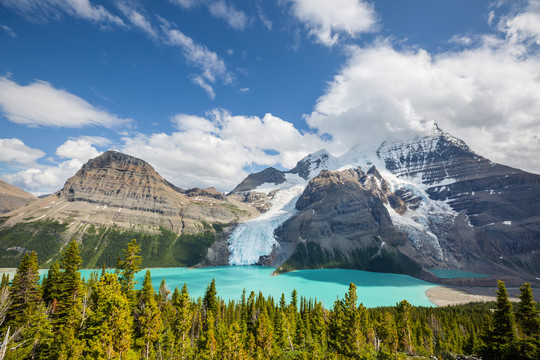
[
  {"left": 0, "top": 138, "right": 45, "bottom": 165},
  {"left": 288, "top": 0, "right": 377, "bottom": 46},
  {"left": 1, "top": 137, "right": 110, "bottom": 195},
  {"left": 121, "top": 110, "right": 326, "bottom": 191},
  {"left": 305, "top": 34, "right": 540, "bottom": 173},
  {"left": 55, "top": 139, "right": 102, "bottom": 162},
  {"left": 498, "top": 0, "right": 540, "bottom": 50},
  {"left": 3, "top": 159, "right": 84, "bottom": 196},
  {"left": 0, "top": 77, "right": 132, "bottom": 128},
  {"left": 1, "top": 0, "right": 124, "bottom": 26}
]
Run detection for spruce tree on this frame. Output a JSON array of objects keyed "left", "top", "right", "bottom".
[
  {"left": 203, "top": 279, "right": 218, "bottom": 316},
  {"left": 492, "top": 280, "right": 516, "bottom": 342},
  {"left": 52, "top": 240, "right": 84, "bottom": 360},
  {"left": 41, "top": 262, "right": 61, "bottom": 307},
  {"left": 173, "top": 283, "right": 193, "bottom": 359},
  {"left": 118, "top": 238, "right": 142, "bottom": 303},
  {"left": 396, "top": 299, "right": 413, "bottom": 354},
  {"left": 479, "top": 280, "right": 517, "bottom": 360},
  {"left": 7, "top": 251, "right": 41, "bottom": 327},
  {"left": 516, "top": 283, "right": 540, "bottom": 336},
  {"left": 136, "top": 270, "right": 162, "bottom": 360},
  {"left": 82, "top": 272, "right": 134, "bottom": 359},
  {"left": 255, "top": 307, "right": 273, "bottom": 359}
]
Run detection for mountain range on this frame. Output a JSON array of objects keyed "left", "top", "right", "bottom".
[{"left": 1, "top": 128, "right": 539, "bottom": 286}]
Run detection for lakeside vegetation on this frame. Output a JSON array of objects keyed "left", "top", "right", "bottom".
[
  {"left": 0, "top": 239, "right": 538, "bottom": 359},
  {"left": 0, "top": 220, "right": 219, "bottom": 269}
]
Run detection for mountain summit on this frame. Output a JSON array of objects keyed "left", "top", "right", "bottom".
[{"left": 223, "top": 130, "right": 540, "bottom": 284}]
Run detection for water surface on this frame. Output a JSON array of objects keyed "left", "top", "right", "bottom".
[
  {"left": 429, "top": 269, "right": 489, "bottom": 279},
  {"left": 77, "top": 266, "right": 436, "bottom": 308}
]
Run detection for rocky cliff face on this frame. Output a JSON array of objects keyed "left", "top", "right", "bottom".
[
  {"left": 0, "top": 180, "right": 37, "bottom": 214},
  {"left": 224, "top": 129, "right": 540, "bottom": 284},
  {"left": 2, "top": 151, "right": 258, "bottom": 235}
]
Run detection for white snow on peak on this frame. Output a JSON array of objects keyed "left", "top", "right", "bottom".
[
  {"left": 228, "top": 174, "right": 307, "bottom": 265},
  {"left": 303, "top": 148, "right": 340, "bottom": 180},
  {"left": 228, "top": 131, "right": 469, "bottom": 265}
]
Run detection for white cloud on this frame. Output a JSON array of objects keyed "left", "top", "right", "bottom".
[
  {"left": 0, "top": 138, "right": 45, "bottom": 165},
  {"left": 169, "top": 0, "right": 249, "bottom": 30},
  {"left": 55, "top": 139, "right": 101, "bottom": 162},
  {"left": 288, "top": 0, "right": 377, "bottom": 46},
  {"left": 1, "top": 0, "right": 124, "bottom": 26},
  {"left": 0, "top": 24, "right": 17, "bottom": 37},
  {"left": 3, "top": 159, "right": 84, "bottom": 196},
  {"left": 305, "top": 36, "right": 540, "bottom": 173},
  {"left": 0, "top": 77, "right": 132, "bottom": 128},
  {"left": 256, "top": 3, "right": 272, "bottom": 30},
  {"left": 168, "top": 0, "right": 199, "bottom": 9},
  {"left": 121, "top": 110, "right": 326, "bottom": 191},
  {"left": 162, "top": 22, "right": 232, "bottom": 97},
  {"left": 208, "top": 0, "right": 248, "bottom": 30},
  {"left": 191, "top": 76, "right": 216, "bottom": 99},
  {"left": 117, "top": 2, "right": 158, "bottom": 40},
  {"left": 499, "top": 0, "right": 540, "bottom": 50}
]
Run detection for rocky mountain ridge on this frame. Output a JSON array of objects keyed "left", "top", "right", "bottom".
[
  {"left": 0, "top": 180, "right": 37, "bottom": 214},
  {"left": 1, "top": 130, "right": 539, "bottom": 285},
  {"left": 223, "top": 129, "right": 540, "bottom": 285}
]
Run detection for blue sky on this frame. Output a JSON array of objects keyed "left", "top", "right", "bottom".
[{"left": 1, "top": 0, "right": 539, "bottom": 195}]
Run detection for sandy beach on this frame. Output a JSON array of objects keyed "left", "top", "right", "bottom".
[{"left": 426, "top": 285, "right": 540, "bottom": 307}]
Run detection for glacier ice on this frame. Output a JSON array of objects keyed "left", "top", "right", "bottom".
[{"left": 228, "top": 174, "right": 307, "bottom": 265}]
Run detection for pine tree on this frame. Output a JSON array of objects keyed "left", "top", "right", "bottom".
[
  {"left": 479, "top": 280, "right": 517, "bottom": 360},
  {"left": 199, "top": 309, "right": 217, "bottom": 359},
  {"left": 516, "top": 283, "right": 540, "bottom": 336},
  {"left": 203, "top": 279, "right": 218, "bottom": 316},
  {"left": 173, "top": 283, "right": 193, "bottom": 359},
  {"left": 396, "top": 299, "right": 413, "bottom": 354},
  {"left": 7, "top": 302, "right": 53, "bottom": 360},
  {"left": 52, "top": 240, "right": 85, "bottom": 360},
  {"left": 158, "top": 278, "right": 171, "bottom": 308},
  {"left": 7, "top": 251, "right": 41, "bottom": 327},
  {"left": 492, "top": 280, "right": 516, "bottom": 342},
  {"left": 255, "top": 307, "right": 273, "bottom": 359},
  {"left": 118, "top": 238, "right": 142, "bottom": 303},
  {"left": 42, "top": 262, "right": 61, "bottom": 307},
  {"left": 82, "top": 272, "right": 134, "bottom": 359},
  {"left": 136, "top": 270, "right": 162, "bottom": 360}
]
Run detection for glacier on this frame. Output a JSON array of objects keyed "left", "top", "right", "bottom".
[
  {"left": 228, "top": 174, "right": 307, "bottom": 265},
  {"left": 228, "top": 131, "right": 465, "bottom": 265}
]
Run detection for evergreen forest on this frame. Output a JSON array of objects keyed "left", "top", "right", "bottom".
[{"left": 0, "top": 239, "right": 538, "bottom": 360}]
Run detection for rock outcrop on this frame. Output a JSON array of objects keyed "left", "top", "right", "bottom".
[
  {"left": 2, "top": 151, "right": 258, "bottom": 236},
  {"left": 0, "top": 180, "right": 37, "bottom": 214}
]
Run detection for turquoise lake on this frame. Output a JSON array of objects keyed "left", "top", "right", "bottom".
[
  {"left": 428, "top": 269, "right": 489, "bottom": 279},
  {"left": 76, "top": 266, "right": 436, "bottom": 308}
]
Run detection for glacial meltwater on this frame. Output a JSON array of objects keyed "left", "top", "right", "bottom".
[{"left": 78, "top": 266, "right": 436, "bottom": 308}]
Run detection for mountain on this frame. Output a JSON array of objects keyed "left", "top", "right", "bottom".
[
  {"left": 0, "top": 179, "right": 37, "bottom": 214},
  {"left": 221, "top": 128, "right": 540, "bottom": 285},
  {"left": 0, "top": 151, "right": 258, "bottom": 268}
]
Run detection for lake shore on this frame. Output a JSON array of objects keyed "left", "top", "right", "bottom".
[{"left": 426, "top": 285, "right": 540, "bottom": 306}]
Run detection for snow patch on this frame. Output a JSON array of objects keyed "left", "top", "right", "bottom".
[{"left": 503, "top": 221, "right": 512, "bottom": 225}]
